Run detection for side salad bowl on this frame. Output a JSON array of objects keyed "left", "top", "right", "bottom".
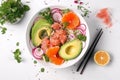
[{"left": 26, "top": 5, "right": 90, "bottom": 68}]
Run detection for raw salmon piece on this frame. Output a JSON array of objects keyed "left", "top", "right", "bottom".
[
  {"left": 50, "top": 35, "right": 61, "bottom": 46},
  {"left": 51, "top": 22, "right": 62, "bottom": 30},
  {"left": 59, "top": 35, "right": 67, "bottom": 44},
  {"left": 41, "top": 37, "right": 50, "bottom": 52}
]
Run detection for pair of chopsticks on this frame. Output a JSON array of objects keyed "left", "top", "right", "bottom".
[{"left": 76, "top": 28, "right": 103, "bottom": 74}]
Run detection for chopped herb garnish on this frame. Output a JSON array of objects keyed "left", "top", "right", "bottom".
[
  {"left": 13, "top": 49, "right": 22, "bottom": 63},
  {"left": 33, "top": 60, "right": 37, "bottom": 64},
  {"left": 77, "top": 34, "right": 87, "bottom": 41},
  {"left": 16, "top": 42, "right": 19, "bottom": 46},
  {"left": 40, "top": 68, "right": 45, "bottom": 72},
  {"left": 0, "top": 0, "right": 30, "bottom": 25},
  {"left": 62, "top": 9, "right": 70, "bottom": 14},
  {"left": 39, "top": 8, "right": 53, "bottom": 24},
  {"left": 0, "top": 27, "right": 7, "bottom": 34},
  {"left": 62, "top": 22, "right": 69, "bottom": 28},
  {"left": 77, "top": 5, "right": 90, "bottom": 17}
]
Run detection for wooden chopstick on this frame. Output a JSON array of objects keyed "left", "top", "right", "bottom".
[{"left": 76, "top": 28, "right": 103, "bottom": 74}]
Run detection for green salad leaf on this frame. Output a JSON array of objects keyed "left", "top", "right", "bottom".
[{"left": 0, "top": 0, "right": 30, "bottom": 25}]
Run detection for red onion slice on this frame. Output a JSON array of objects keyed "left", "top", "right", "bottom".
[
  {"left": 77, "top": 24, "right": 86, "bottom": 31},
  {"left": 68, "top": 33, "right": 75, "bottom": 40},
  {"left": 80, "top": 24, "right": 86, "bottom": 31},
  {"left": 32, "top": 48, "right": 44, "bottom": 60},
  {"left": 79, "top": 29, "right": 86, "bottom": 35},
  {"left": 77, "top": 24, "right": 86, "bottom": 35}
]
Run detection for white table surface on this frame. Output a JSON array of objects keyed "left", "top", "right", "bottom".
[{"left": 0, "top": 0, "right": 120, "bottom": 80}]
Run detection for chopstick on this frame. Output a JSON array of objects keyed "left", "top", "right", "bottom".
[{"left": 76, "top": 28, "right": 103, "bottom": 74}]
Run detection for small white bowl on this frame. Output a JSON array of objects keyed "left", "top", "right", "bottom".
[{"left": 26, "top": 5, "right": 90, "bottom": 68}]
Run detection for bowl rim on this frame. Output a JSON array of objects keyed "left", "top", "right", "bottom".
[{"left": 26, "top": 5, "right": 90, "bottom": 68}]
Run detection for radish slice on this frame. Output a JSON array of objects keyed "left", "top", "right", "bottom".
[
  {"left": 51, "top": 8, "right": 61, "bottom": 14},
  {"left": 32, "top": 48, "right": 44, "bottom": 60},
  {"left": 52, "top": 12, "right": 62, "bottom": 22}
]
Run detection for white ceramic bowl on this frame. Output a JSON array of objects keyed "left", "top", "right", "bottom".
[{"left": 26, "top": 5, "right": 90, "bottom": 68}]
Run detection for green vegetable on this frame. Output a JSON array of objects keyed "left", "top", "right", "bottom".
[
  {"left": 77, "top": 5, "right": 90, "bottom": 17},
  {"left": 13, "top": 49, "right": 22, "bottom": 63},
  {"left": 0, "top": 27, "right": 7, "bottom": 34},
  {"left": 40, "top": 68, "right": 45, "bottom": 72},
  {"left": 77, "top": 34, "right": 87, "bottom": 41},
  {"left": 39, "top": 8, "right": 53, "bottom": 24},
  {"left": 62, "top": 22, "right": 69, "bottom": 28},
  {"left": 62, "top": 9, "right": 70, "bottom": 14},
  {"left": 16, "top": 42, "right": 19, "bottom": 46},
  {"left": 33, "top": 60, "right": 37, "bottom": 64},
  {"left": 0, "top": 0, "right": 30, "bottom": 25}
]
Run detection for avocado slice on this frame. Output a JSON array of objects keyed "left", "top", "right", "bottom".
[
  {"left": 31, "top": 19, "right": 52, "bottom": 47},
  {"left": 59, "top": 39, "right": 82, "bottom": 60}
]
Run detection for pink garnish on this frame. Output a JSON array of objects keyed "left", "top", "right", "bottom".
[
  {"left": 80, "top": 2, "right": 83, "bottom": 5},
  {"left": 74, "top": 0, "right": 78, "bottom": 4},
  {"left": 96, "top": 8, "right": 112, "bottom": 27}
]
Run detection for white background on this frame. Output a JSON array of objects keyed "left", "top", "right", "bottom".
[{"left": 0, "top": 0, "right": 120, "bottom": 80}]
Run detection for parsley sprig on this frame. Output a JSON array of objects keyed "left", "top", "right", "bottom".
[
  {"left": 0, "top": 26, "right": 7, "bottom": 34},
  {"left": 62, "top": 9, "right": 70, "bottom": 14},
  {"left": 77, "top": 5, "right": 90, "bottom": 17},
  {"left": 39, "top": 8, "right": 53, "bottom": 24},
  {"left": 77, "top": 34, "right": 87, "bottom": 41},
  {"left": 0, "top": 0, "right": 30, "bottom": 25},
  {"left": 13, "top": 49, "right": 22, "bottom": 63}
]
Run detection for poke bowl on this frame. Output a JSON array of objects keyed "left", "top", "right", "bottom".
[{"left": 26, "top": 5, "right": 90, "bottom": 68}]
